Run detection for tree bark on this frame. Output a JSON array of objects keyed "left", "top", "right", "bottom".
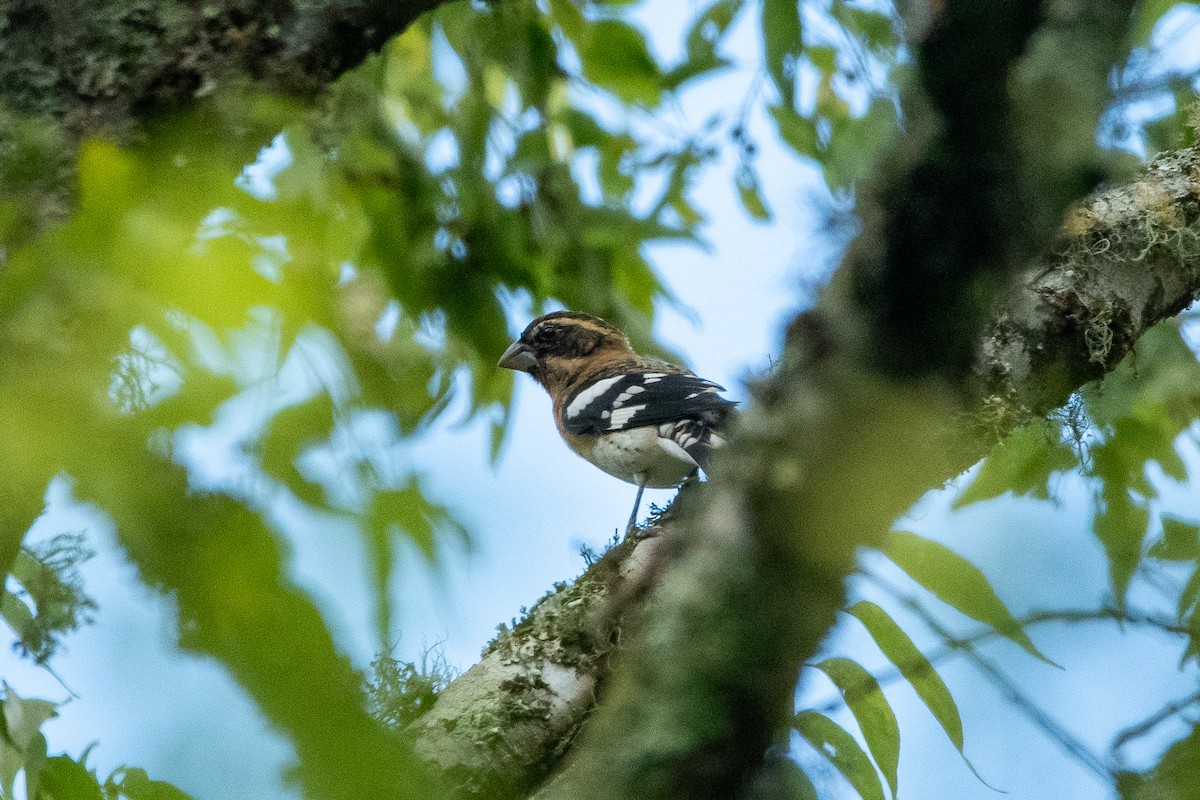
[
  {"left": 397, "top": 3, "right": 1200, "bottom": 797},
  {"left": 403, "top": 142, "right": 1200, "bottom": 797},
  {"left": 0, "top": 0, "right": 454, "bottom": 240}
]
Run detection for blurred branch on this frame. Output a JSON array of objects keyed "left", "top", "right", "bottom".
[
  {"left": 1112, "top": 689, "right": 1200, "bottom": 757},
  {"left": 866, "top": 571, "right": 1116, "bottom": 784},
  {"left": 807, "top": 604, "right": 1190, "bottom": 718}
]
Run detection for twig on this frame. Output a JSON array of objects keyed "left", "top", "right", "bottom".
[
  {"left": 864, "top": 571, "right": 1117, "bottom": 785},
  {"left": 1111, "top": 689, "right": 1200, "bottom": 756},
  {"left": 808, "top": 605, "right": 1188, "bottom": 717}
]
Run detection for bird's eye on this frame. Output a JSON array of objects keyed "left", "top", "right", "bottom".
[{"left": 532, "top": 324, "right": 558, "bottom": 345}]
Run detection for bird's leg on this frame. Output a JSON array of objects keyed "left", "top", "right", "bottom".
[{"left": 626, "top": 476, "right": 647, "bottom": 536}]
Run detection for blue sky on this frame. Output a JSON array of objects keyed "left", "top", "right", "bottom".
[{"left": 5, "top": 3, "right": 1200, "bottom": 800}]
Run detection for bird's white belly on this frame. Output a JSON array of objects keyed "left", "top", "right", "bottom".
[{"left": 583, "top": 427, "right": 697, "bottom": 488}]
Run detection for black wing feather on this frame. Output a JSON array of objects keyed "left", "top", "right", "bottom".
[{"left": 563, "top": 372, "right": 735, "bottom": 436}]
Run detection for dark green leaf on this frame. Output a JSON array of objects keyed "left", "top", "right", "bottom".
[
  {"left": 795, "top": 711, "right": 886, "bottom": 800},
  {"left": 761, "top": 0, "right": 802, "bottom": 104},
  {"left": 886, "top": 532, "right": 1059, "bottom": 666},
  {"left": 1119, "top": 722, "right": 1200, "bottom": 799},
  {"left": 847, "top": 601, "right": 964, "bottom": 752},
  {"left": 768, "top": 104, "right": 819, "bottom": 157},
  {"left": 814, "top": 658, "right": 900, "bottom": 799},
  {"left": 822, "top": 98, "right": 898, "bottom": 188}
]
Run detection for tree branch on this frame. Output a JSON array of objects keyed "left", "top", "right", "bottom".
[
  {"left": 408, "top": 142, "right": 1200, "bottom": 796},
  {"left": 395, "top": 3, "right": 1200, "bottom": 798}
]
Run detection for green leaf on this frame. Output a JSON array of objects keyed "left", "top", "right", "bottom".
[
  {"left": 1093, "top": 488, "right": 1150, "bottom": 605},
  {"left": 1179, "top": 566, "right": 1200, "bottom": 622},
  {"left": 761, "top": 0, "right": 802, "bottom": 105},
  {"left": 847, "top": 601, "right": 964, "bottom": 752},
  {"left": 735, "top": 167, "right": 772, "bottom": 220},
  {"left": 37, "top": 755, "right": 104, "bottom": 800},
  {"left": 1129, "top": 0, "right": 1179, "bottom": 45},
  {"left": 1119, "top": 722, "right": 1200, "bottom": 799},
  {"left": 686, "top": 0, "right": 743, "bottom": 60},
  {"left": 822, "top": 98, "right": 898, "bottom": 188},
  {"left": 578, "top": 21, "right": 663, "bottom": 106},
  {"left": 0, "top": 592, "right": 36, "bottom": 649},
  {"left": 954, "top": 421, "right": 1076, "bottom": 509},
  {"left": 662, "top": 53, "right": 734, "bottom": 91},
  {"left": 1149, "top": 515, "right": 1200, "bottom": 562},
  {"left": 1085, "top": 321, "right": 1200, "bottom": 428},
  {"left": 768, "top": 104, "right": 819, "bottom": 157},
  {"left": 0, "top": 689, "right": 58, "bottom": 799},
  {"left": 108, "top": 766, "right": 196, "bottom": 800},
  {"left": 1091, "top": 416, "right": 1186, "bottom": 497},
  {"left": 814, "top": 658, "right": 900, "bottom": 799},
  {"left": 2, "top": 687, "right": 57, "bottom": 753},
  {"left": 831, "top": 2, "right": 898, "bottom": 51},
  {"left": 795, "top": 711, "right": 886, "bottom": 800},
  {"left": 885, "top": 532, "right": 1059, "bottom": 666}
]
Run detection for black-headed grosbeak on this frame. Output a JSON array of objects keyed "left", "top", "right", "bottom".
[{"left": 499, "top": 311, "right": 735, "bottom": 532}]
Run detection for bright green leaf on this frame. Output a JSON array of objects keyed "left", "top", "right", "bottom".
[
  {"left": 1149, "top": 515, "right": 1200, "bottom": 562},
  {"left": 886, "top": 532, "right": 1059, "bottom": 666},
  {"left": 814, "top": 658, "right": 900, "bottom": 799},
  {"left": 847, "top": 601, "right": 964, "bottom": 751},
  {"left": 578, "top": 21, "right": 663, "bottom": 106},
  {"left": 1129, "top": 0, "right": 1181, "bottom": 44},
  {"left": 795, "top": 711, "right": 886, "bottom": 800},
  {"left": 954, "top": 421, "right": 1076, "bottom": 509},
  {"left": 37, "top": 755, "right": 104, "bottom": 800},
  {"left": 1093, "top": 489, "right": 1151, "bottom": 605},
  {"left": 735, "top": 167, "right": 772, "bottom": 220}
]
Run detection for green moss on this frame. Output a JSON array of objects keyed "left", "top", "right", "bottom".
[{"left": 368, "top": 647, "right": 457, "bottom": 729}]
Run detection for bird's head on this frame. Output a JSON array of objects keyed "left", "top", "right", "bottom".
[{"left": 498, "top": 311, "right": 633, "bottom": 391}]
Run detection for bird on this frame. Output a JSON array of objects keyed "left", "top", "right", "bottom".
[{"left": 498, "top": 310, "right": 735, "bottom": 533}]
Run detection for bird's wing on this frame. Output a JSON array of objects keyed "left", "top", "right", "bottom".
[{"left": 562, "top": 371, "right": 735, "bottom": 436}]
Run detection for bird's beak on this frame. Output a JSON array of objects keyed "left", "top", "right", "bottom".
[{"left": 498, "top": 340, "right": 538, "bottom": 373}]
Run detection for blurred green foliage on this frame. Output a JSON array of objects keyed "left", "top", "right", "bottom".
[
  {"left": 0, "top": 0, "right": 1198, "bottom": 797},
  {"left": 0, "top": 0, "right": 742, "bottom": 795}
]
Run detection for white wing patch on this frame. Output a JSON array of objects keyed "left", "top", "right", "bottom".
[
  {"left": 567, "top": 375, "right": 623, "bottom": 418},
  {"left": 613, "top": 385, "right": 646, "bottom": 405},
  {"left": 608, "top": 404, "right": 647, "bottom": 429}
]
